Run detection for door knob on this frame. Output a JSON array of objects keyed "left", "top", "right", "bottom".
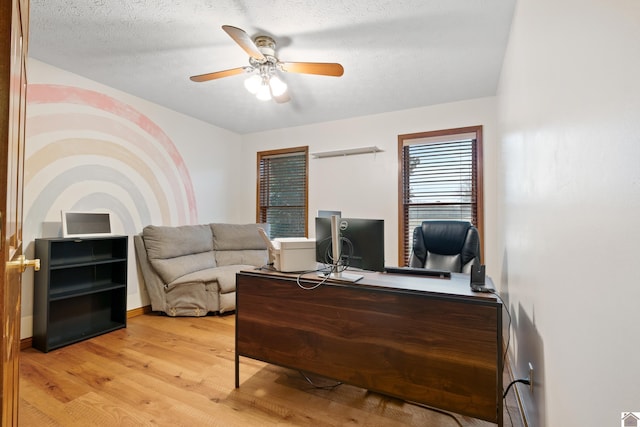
[{"left": 6, "top": 255, "right": 41, "bottom": 273}]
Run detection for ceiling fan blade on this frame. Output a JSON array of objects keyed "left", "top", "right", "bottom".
[
  {"left": 280, "top": 62, "right": 344, "bottom": 77},
  {"left": 190, "top": 67, "right": 246, "bottom": 82},
  {"left": 222, "top": 25, "right": 266, "bottom": 62}
]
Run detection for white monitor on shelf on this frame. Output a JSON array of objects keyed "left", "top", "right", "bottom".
[{"left": 61, "top": 211, "right": 113, "bottom": 238}]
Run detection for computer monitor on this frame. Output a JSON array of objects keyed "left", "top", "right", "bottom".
[
  {"left": 315, "top": 217, "right": 385, "bottom": 273},
  {"left": 61, "top": 211, "right": 113, "bottom": 238}
]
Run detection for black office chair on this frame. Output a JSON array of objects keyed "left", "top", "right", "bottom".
[{"left": 409, "top": 220, "right": 480, "bottom": 274}]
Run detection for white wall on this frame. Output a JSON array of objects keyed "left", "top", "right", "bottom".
[
  {"left": 22, "top": 60, "right": 241, "bottom": 338},
  {"left": 236, "top": 97, "right": 499, "bottom": 271},
  {"left": 497, "top": 0, "right": 640, "bottom": 425}
]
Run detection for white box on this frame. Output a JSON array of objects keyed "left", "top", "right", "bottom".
[{"left": 273, "top": 238, "right": 317, "bottom": 272}]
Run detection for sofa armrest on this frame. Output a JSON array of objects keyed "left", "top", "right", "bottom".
[{"left": 134, "top": 234, "right": 168, "bottom": 312}]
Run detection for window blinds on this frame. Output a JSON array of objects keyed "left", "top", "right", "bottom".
[
  {"left": 258, "top": 150, "right": 308, "bottom": 238},
  {"left": 401, "top": 137, "right": 478, "bottom": 265}
]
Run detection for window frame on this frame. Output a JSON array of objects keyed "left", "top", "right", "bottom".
[
  {"left": 256, "top": 146, "right": 309, "bottom": 238},
  {"left": 397, "top": 126, "right": 484, "bottom": 266}
]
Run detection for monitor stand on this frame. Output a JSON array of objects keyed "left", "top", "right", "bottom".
[{"left": 324, "top": 214, "right": 364, "bottom": 283}]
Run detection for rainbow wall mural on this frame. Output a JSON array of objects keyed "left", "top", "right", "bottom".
[{"left": 25, "top": 84, "right": 198, "bottom": 236}]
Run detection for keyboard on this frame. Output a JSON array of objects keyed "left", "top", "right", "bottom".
[{"left": 383, "top": 266, "right": 451, "bottom": 278}]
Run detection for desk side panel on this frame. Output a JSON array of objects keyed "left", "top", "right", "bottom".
[{"left": 236, "top": 273, "right": 500, "bottom": 423}]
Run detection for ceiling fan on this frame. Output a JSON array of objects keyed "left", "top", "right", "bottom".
[{"left": 190, "top": 25, "right": 344, "bottom": 103}]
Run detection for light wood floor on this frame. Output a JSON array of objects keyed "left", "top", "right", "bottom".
[{"left": 19, "top": 313, "right": 525, "bottom": 426}]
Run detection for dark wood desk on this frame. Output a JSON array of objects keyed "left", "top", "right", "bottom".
[{"left": 235, "top": 269, "right": 503, "bottom": 426}]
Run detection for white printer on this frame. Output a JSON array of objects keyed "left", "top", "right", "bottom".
[
  {"left": 272, "top": 237, "right": 317, "bottom": 272},
  {"left": 258, "top": 228, "right": 317, "bottom": 272}
]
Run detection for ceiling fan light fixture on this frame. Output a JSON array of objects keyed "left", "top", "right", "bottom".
[
  {"left": 244, "top": 74, "right": 261, "bottom": 94},
  {"left": 269, "top": 76, "right": 287, "bottom": 97},
  {"left": 190, "top": 26, "right": 342, "bottom": 104},
  {"left": 256, "top": 82, "right": 272, "bottom": 101}
]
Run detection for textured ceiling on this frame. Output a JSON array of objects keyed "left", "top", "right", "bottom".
[{"left": 29, "top": 0, "right": 516, "bottom": 134}]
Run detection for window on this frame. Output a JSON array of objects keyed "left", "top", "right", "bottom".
[
  {"left": 398, "top": 126, "right": 483, "bottom": 266},
  {"left": 257, "top": 146, "right": 309, "bottom": 238}
]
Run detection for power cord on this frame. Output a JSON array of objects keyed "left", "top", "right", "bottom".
[
  {"left": 489, "top": 290, "right": 512, "bottom": 370},
  {"left": 296, "top": 266, "right": 333, "bottom": 290},
  {"left": 503, "top": 378, "right": 531, "bottom": 399},
  {"left": 298, "top": 371, "right": 342, "bottom": 389},
  {"left": 294, "top": 236, "right": 359, "bottom": 290}
]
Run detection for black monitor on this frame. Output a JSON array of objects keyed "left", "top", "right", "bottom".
[{"left": 315, "top": 217, "right": 385, "bottom": 272}]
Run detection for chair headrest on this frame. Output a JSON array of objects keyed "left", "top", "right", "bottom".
[{"left": 419, "top": 220, "right": 474, "bottom": 254}]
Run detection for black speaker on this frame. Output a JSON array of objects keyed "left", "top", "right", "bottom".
[{"left": 470, "top": 264, "right": 490, "bottom": 292}]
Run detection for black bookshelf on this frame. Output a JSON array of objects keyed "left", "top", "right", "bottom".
[{"left": 33, "top": 236, "right": 127, "bottom": 352}]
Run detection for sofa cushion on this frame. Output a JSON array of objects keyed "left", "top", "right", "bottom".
[
  {"left": 210, "top": 223, "right": 268, "bottom": 267},
  {"left": 210, "top": 223, "right": 268, "bottom": 250},
  {"left": 143, "top": 224, "right": 216, "bottom": 284},
  {"left": 151, "top": 252, "right": 217, "bottom": 284},
  {"left": 167, "top": 265, "right": 255, "bottom": 293},
  {"left": 165, "top": 265, "right": 251, "bottom": 314},
  {"left": 215, "top": 250, "right": 268, "bottom": 268},
  {"left": 143, "top": 224, "right": 214, "bottom": 259},
  {"left": 212, "top": 265, "right": 254, "bottom": 293}
]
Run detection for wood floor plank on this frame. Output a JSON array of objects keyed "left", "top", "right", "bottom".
[
  {"left": 59, "top": 391, "right": 155, "bottom": 427},
  {"left": 18, "top": 380, "right": 68, "bottom": 426},
  {"left": 15, "top": 398, "right": 59, "bottom": 427},
  {"left": 19, "top": 314, "right": 524, "bottom": 427}
]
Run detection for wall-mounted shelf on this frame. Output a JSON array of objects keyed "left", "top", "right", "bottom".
[{"left": 311, "top": 146, "right": 383, "bottom": 159}]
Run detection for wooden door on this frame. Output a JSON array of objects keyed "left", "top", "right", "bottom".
[{"left": 1, "top": 0, "right": 31, "bottom": 425}]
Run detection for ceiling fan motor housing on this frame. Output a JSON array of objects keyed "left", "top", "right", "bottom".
[{"left": 254, "top": 36, "right": 276, "bottom": 57}]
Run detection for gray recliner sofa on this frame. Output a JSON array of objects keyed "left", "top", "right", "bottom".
[{"left": 134, "top": 223, "right": 268, "bottom": 316}]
